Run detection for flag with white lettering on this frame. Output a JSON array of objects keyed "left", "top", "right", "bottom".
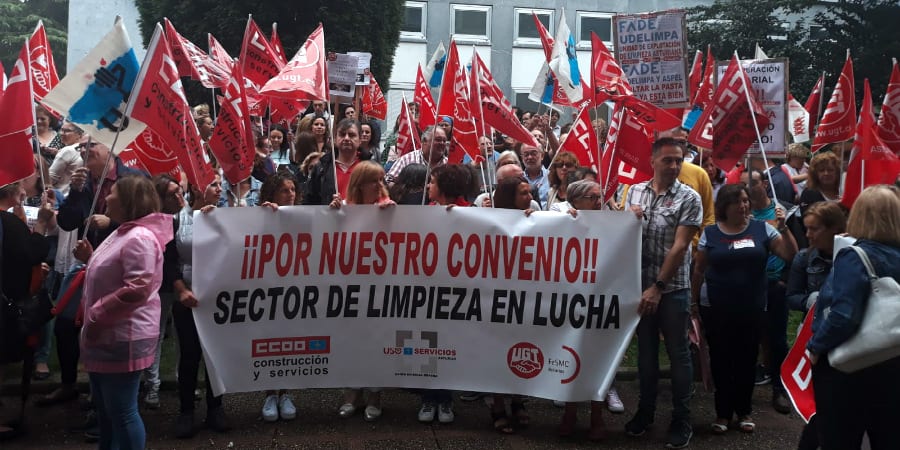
[
  {"left": 592, "top": 32, "right": 633, "bottom": 103},
  {"left": 125, "top": 24, "right": 214, "bottom": 190},
  {"left": 28, "top": 20, "right": 59, "bottom": 101},
  {"left": 436, "top": 41, "right": 479, "bottom": 164},
  {"left": 560, "top": 107, "right": 599, "bottom": 172},
  {"left": 812, "top": 52, "right": 856, "bottom": 152},
  {"left": 471, "top": 53, "right": 538, "bottom": 147},
  {"left": 414, "top": 64, "right": 437, "bottom": 132},
  {"left": 0, "top": 42, "right": 37, "bottom": 186},
  {"left": 261, "top": 23, "right": 327, "bottom": 102},
  {"left": 121, "top": 128, "right": 180, "bottom": 177},
  {"left": 164, "top": 18, "right": 229, "bottom": 89},
  {"left": 208, "top": 33, "right": 234, "bottom": 72},
  {"left": 876, "top": 59, "right": 900, "bottom": 155},
  {"left": 209, "top": 61, "right": 255, "bottom": 185},
  {"left": 395, "top": 94, "right": 421, "bottom": 156},
  {"left": 780, "top": 306, "right": 817, "bottom": 423},
  {"left": 362, "top": 74, "right": 387, "bottom": 120}
]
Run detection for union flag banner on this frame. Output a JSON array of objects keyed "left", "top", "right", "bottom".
[
  {"left": 591, "top": 32, "right": 633, "bottom": 103},
  {"left": 471, "top": 53, "right": 537, "bottom": 147},
  {"left": 876, "top": 59, "right": 900, "bottom": 154},
  {"left": 436, "top": 41, "right": 479, "bottom": 163},
  {"left": 239, "top": 17, "right": 283, "bottom": 89},
  {"left": 0, "top": 42, "right": 36, "bottom": 186},
  {"left": 395, "top": 94, "right": 421, "bottom": 156},
  {"left": 414, "top": 65, "right": 437, "bottom": 132},
  {"left": 28, "top": 20, "right": 59, "bottom": 101},
  {"left": 209, "top": 61, "right": 255, "bottom": 185},
  {"left": 208, "top": 33, "right": 234, "bottom": 72},
  {"left": 126, "top": 24, "right": 214, "bottom": 190},
  {"left": 270, "top": 22, "right": 288, "bottom": 66},
  {"left": 362, "top": 74, "right": 387, "bottom": 120},
  {"left": 804, "top": 74, "right": 824, "bottom": 127},
  {"left": 559, "top": 107, "right": 599, "bottom": 173},
  {"left": 260, "top": 23, "right": 327, "bottom": 102},
  {"left": 121, "top": 128, "right": 180, "bottom": 177},
  {"left": 812, "top": 52, "right": 856, "bottom": 152},
  {"left": 163, "top": 18, "right": 229, "bottom": 89}
]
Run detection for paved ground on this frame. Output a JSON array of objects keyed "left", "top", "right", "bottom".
[{"left": 1, "top": 377, "right": 807, "bottom": 449}]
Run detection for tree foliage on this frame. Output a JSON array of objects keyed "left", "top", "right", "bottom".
[
  {"left": 134, "top": 0, "right": 404, "bottom": 104},
  {"left": 0, "top": 0, "right": 68, "bottom": 75}
]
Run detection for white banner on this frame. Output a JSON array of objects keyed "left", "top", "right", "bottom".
[
  {"left": 192, "top": 206, "right": 641, "bottom": 401},
  {"left": 326, "top": 53, "right": 358, "bottom": 100},
  {"left": 717, "top": 58, "right": 788, "bottom": 154}
]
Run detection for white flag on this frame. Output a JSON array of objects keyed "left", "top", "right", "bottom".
[
  {"left": 788, "top": 94, "right": 811, "bottom": 143},
  {"left": 548, "top": 13, "right": 583, "bottom": 103}
]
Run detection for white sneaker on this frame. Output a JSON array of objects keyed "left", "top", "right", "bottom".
[
  {"left": 418, "top": 402, "right": 436, "bottom": 422},
  {"left": 261, "top": 395, "right": 279, "bottom": 422},
  {"left": 607, "top": 387, "right": 625, "bottom": 413},
  {"left": 438, "top": 403, "right": 454, "bottom": 424},
  {"left": 278, "top": 394, "right": 296, "bottom": 420}
]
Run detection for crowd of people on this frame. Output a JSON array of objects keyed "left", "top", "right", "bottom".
[{"left": 1, "top": 100, "right": 899, "bottom": 450}]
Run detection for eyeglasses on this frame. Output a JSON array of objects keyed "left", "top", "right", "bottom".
[
  {"left": 555, "top": 162, "right": 574, "bottom": 168},
  {"left": 522, "top": 151, "right": 540, "bottom": 158},
  {"left": 60, "top": 128, "right": 78, "bottom": 133},
  {"left": 579, "top": 194, "right": 602, "bottom": 201}
]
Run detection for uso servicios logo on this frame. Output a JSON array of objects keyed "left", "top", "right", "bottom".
[{"left": 507, "top": 342, "right": 544, "bottom": 379}]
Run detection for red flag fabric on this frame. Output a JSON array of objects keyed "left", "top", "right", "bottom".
[
  {"left": 688, "top": 55, "right": 771, "bottom": 172},
  {"left": 781, "top": 305, "right": 817, "bottom": 423},
  {"left": 208, "top": 33, "right": 234, "bottom": 72},
  {"left": 842, "top": 79, "right": 900, "bottom": 208},
  {"left": 599, "top": 107, "right": 653, "bottom": 202},
  {"left": 260, "top": 23, "right": 327, "bottom": 102},
  {"left": 28, "top": 20, "right": 59, "bottom": 101},
  {"left": 415, "top": 65, "right": 437, "bottom": 132},
  {"left": 559, "top": 107, "right": 599, "bottom": 172},
  {"left": 362, "top": 74, "right": 387, "bottom": 120},
  {"left": 471, "top": 53, "right": 538, "bottom": 147},
  {"left": 695, "top": 47, "right": 716, "bottom": 110},
  {"left": 164, "top": 19, "right": 229, "bottom": 89},
  {"left": 126, "top": 24, "right": 214, "bottom": 190},
  {"left": 239, "top": 18, "right": 283, "bottom": 88},
  {"left": 688, "top": 50, "right": 703, "bottom": 103},
  {"left": 395, "top": 97, "right": 421, "bottom": 156},
  {"left": 121, "top": 128, "right": 180, "bottom": 176},
  {"left": 876, "top": 59, "right": 900, "bottom": 154},
  {"left": 270, "top": 23, "right": 288, "bottom": 66},
  {"left": 607, "top": 104, "right": 655, "bottom": 177},
  {"left": 209, "top": 61, "right": 256, "bottom": 185},
  {"left": 812, "top": 53, "right": 856, "bottom": 152},
  {"left": 804, "top": 74, "right": 824, "bottom": 127},
  {"left": 269, "top": 98, "right": 307, "bottom": 129},
  {"left": 591, "top": 32, "right": 633, "bottom": 102},
  {"left": 533, "top": 12, "right": 554, "bottom": 61},
  {"left": 467, "top": 52, "right": 487, "bottom": 139},
  {"left": 436, "top": 41, "right": 479, "bottom": 163},
  {"left": 0, "top": 42, "right": 36, "bottom": 186}
]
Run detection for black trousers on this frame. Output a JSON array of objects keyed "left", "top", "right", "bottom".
[
  {"left": 813, "top": 355, "right": 900, "bottom": 450},
  {"left": 765, "top": 280, "right": 789, "bottom": 394},
  {"left": 172, "top": 301, "right": 221, "bottom": 413},
  {"left": 701, "top": 305, "right": 760, "bottom": 420},
  {"left": 53, "top": 315, "right": 81, "bottom": 385}
]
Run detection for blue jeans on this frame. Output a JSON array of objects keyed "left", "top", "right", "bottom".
[
  {"left": 89, "top": 371, "right": 145, "bottom": 450},
  {"left": 636, "top": 288, "right": 693, "bottom": 421}
]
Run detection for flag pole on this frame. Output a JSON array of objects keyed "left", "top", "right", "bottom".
[
  {"left": 735, "top": 51, "right": 780, "bottom": 207},
  {"left": 813, "top": 71, "right": 825, "bottom": 137},
  {"left": 423, "top": 40, "right": 450, "bottom": 205}
]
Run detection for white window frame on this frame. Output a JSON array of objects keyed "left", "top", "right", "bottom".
[
  {"left": 400, "top": 1, "right": 427, "bottom": 41},
  {"left": 575, "top": 11, "right": 614, "bottom": 50},
  {"left": 513, "top": 8, "right": 553, "bottom": 46},
  {"left": 451, "top": 4, "right": 492, "bottom": 44}
]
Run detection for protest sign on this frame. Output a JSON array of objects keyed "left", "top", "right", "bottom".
[
  {"left": 192, "top": 206, "right": 641, "bottom": 401},
  {"left": 327, "top": 53, "right": 358, "bottom": 100},
  {"left": 717, "top": 58, "right": 788, "bottom": 154},
  {"left": 613, "top": 10, "right": 689, "bottom": 108},
  {"left": 348, "top": 51, "right": 372, "bottom": 85}
]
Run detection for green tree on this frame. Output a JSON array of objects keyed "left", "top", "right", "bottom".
[
  {"left": 686, "top": 0, "right": 819, "bottom": 99},
  {"left": 809, "top": 0, "right": 900, "bottom": 104},
  {"left": 134, "top": 0, "right": 404, "bottom": 103},
  {"left": 0, "top": 0, "right": 68, "bottom": 76}
]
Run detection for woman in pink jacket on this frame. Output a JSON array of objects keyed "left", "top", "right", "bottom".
[{"left": 73, "top": 175, "right": 173, "bottom": 450}]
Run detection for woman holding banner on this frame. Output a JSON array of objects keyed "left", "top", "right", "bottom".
[
  {"left": 807, "top": 185, "right": 900, "bottom": 450},
  {"left": 691, "top": 183, "right": 796, "bottom": 435}
]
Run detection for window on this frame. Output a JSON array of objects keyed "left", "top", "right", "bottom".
[
  {"left": 514, "top": 8, "right": 553, "bottom": 45},
  {"left": 769, "top": 21, "right": 791, "bottom": 41},
  {"left": 576, "top": 12, "right": 613, "bottom": 49},
  {"left": 809, "top": 25, "right": 828, "bottom": 40},
  {"left": 451, "top": 4, "right": 491, "bottom": 42},
  {"left": 401, "top": 2, "right": 427, "bottom": 40}
]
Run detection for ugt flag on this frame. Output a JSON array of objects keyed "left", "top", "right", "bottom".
[{"left": 41, "top": 17, "right": 145, "bottom": 149}]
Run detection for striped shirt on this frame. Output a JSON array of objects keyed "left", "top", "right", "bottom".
[
  {"left": 385, "top": 150, "right": 447, "bottom": 185},
  {"left": 624, "top": 179, "right": 702, "bottom": 292}
]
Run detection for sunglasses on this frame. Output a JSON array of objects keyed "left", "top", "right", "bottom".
[{"left": 555, "top": 162, "right": 575, "bottom": 168}]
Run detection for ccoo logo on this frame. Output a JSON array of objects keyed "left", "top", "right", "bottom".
[{"left": 507, "top": 342, "right": 544, "bottom": 379}]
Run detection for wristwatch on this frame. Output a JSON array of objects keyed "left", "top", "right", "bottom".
[{"left": 654, "top": 280, "right": 666, "bottom": 290}]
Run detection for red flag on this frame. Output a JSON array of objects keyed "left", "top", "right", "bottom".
[
  {"left": 812, "top": 53, "right": 856, "bottom": 152},
  {"left": 688, "top": 54, "right": 771, "bottom": 172},
  {"left": 163, "top": 19, "right": 229, "bottom": 89},
  {"left": 208, "top": 33, "right": 234, "bottom": 72},
  {"left": 269, "top": 98, "right": 307, "bottom": 128},
  {"left": 606, "top": 104, "right": 655, "bottom": 177},
  {"left": 687, "top": 50, "right": 703, "bottom": 103},
  {"left": 471, "top": 53, "right": 538, "bottom": 147},
  {"left": 591, "top": 32, "right": 633, "bottom": 103},
  {"left": 695, "top": 46, "right": 716, "bottom": 109},
  {"left": 781, "top": 306, "right": 817, "bottom": 423},
  {"left": 260, "top": 23, "right": 327, "bottom": 102},
  {"left": 270, "top": 22, "right": 288, "bottom": 66},
  {"left": 362, "top": 74, "right": 387, "bottom": 120},
  {"left": 876, "top": 59, "right": 900, "bottom": 154},
  {"left": 395, "top": 96, "right": 421, "bottom": 156},
  {"left": 468, "top": 52, "right": 487, "bottom": 140},
  {"left": 533, "top": 12, "right": 554, "bottom": 61},
  {"left": 209, "top": 61, "right": 255, "bottom": 185},
  {"left": 842, "top": 79, "right": 900, "bottom": 208},
  {"left": 436, "top": 41, "right": 479, "bottom": 163},
  {"left": 239, "top": 17, "right": 283, "bottom": 88},
  {"left": 804, "top": 74, "right": 824, "bottom": 126},
  {"left": 28, "top": 20, "right": 59, "bottom": 101},
  {"left": 559, "top": 107, "right": 599, "bottom": 172},
  {"left": 126, "top": 24, "right": 214, "bottom": 190},
  {"left": 414, "top": 65, "right": 437, "bottom": 132},
  {"left": 600, "top": 107, "right": 653, "bottom": 202},
  {"left": 121, "top": 128, "right": 180, "bottom": 176},
  {"left": 0, "top": 42, "right": 36, "bottom": 186}
]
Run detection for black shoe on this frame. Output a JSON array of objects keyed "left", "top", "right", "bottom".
[
  {"left": 755, "top": 364, "right": 771, "bottom": 385},
  {"left": 174, "top": 412, "right": 196, "bottom": 439},
  {"left": 666, "top": 419, "right": 693, "bottom": 449},
  {"left": 773, "top": 392, "right": 792, "bottom": 415},
  {"left": 205, "top": 407, "right": 230, "bottom": 433},
  {"left": 83, "top": 425, "right": 99, "bottom": 443},
  {"left": 35, "top": 386, "right": 78, "bottom": 407},
  {"left": 625, "top": 410, "right": 654, "bottom": 436},
  {"left": 67, "top": 410, "right": 97, "bottom": 433}
]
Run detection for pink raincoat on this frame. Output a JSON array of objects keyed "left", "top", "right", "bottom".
[{"left": 80, "top": 212, "right": 173, "bottom": 373}]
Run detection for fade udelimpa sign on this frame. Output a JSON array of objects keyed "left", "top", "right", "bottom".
[{"left": 613, "top": 9, "right": 690, "bottom": 109}]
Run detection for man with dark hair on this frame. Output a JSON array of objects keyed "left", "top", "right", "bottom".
[{"left": 623, "top": 137, "right": 702, "bottom": 449}]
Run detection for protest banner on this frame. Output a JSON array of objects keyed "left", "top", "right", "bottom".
[
  {"left": 327, "top": 53, "right": 358, "bottom": 101},
  {"left": 348, "top": 51, "right": 372, "bottom": 86},
  {"left": 613, "top": 10, "right": 689, "bottom": 109},
  {"left": 717, "top": 58, "right": 788, "bottom": 154},
  {"left": 192, "top": 206, "right": 641, "bottom": 401}
]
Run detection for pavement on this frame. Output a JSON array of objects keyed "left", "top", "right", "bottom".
[{"left": 1, "top": 376, "right": 807, "bottom": 449}]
